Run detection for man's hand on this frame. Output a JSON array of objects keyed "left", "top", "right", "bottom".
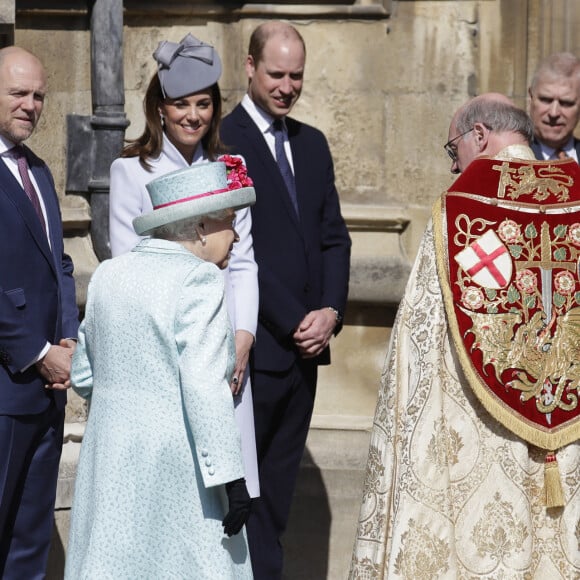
[
  {"left": 230, "top": 330, "right": 254, "bottom": 395},
  {"left": 293, "top": 308, "right": 336, "bottom": 358},
  {"left": 36, "top": 340, "right": 76, "bottom": 390}
]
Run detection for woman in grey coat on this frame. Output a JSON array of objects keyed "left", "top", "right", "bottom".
[{"left": 65, "top": 161, "right": 255, "bottom": 579}]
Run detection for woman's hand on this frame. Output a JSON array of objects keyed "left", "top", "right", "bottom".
[{"left": 230, "top": 330, "right": 254, "bottom": 395}]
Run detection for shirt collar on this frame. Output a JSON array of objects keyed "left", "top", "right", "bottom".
[
  {"left": 241, "top": 93, "right": 283, "bottom": 135},
  {"left": 539, "top": 137, "right": 575, "bottom": 160},
  {"left": 0, "top": 134, "right": 17, "bottom": 156}
]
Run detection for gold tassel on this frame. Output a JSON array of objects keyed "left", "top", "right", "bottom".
[{"left": 544, "top": 451, "right": 565, "bottom": 508}]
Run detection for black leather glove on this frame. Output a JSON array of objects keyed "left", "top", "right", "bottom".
[{"left": 222, "top": 478, "right": 251, "bottom": 537}]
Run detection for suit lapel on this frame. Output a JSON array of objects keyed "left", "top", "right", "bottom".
[
  {"left": 0, "top": 154, "right": 57, "bottom": 274},
  {"left": 530, "top": 139, "right": 542, "bottom": 161},
  {"left": 287, "top": 118, "right": 309, "bottom": 219},
  {"left": 30, "top": 160, "right": 60, "bottom": 255},
  {"left": 234, "top": 106, "right": 302, "bottom": 232}
]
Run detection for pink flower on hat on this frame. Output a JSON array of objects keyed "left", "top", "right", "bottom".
[{"left": 219, "top": 154, "right": 254, "bottom": 190}]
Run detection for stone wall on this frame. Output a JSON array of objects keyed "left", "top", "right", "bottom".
[{"left": 10, "top": 1, "right": 580, "bottom": 577}]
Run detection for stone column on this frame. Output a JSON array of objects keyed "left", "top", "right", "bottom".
[
  {"left": 0, "top": 0, "right": 15, "bottom": 46},
  {"left": 87, "top": 0, "right": 129, "bottom": 261}
]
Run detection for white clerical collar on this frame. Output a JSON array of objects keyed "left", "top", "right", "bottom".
[{"left": 494, "top": 144, "right": 536, "bottom": 161}]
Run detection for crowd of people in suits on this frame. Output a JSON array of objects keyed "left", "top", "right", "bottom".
[{"left": 1, "top": 17, "right": 580, "bottom": 580}]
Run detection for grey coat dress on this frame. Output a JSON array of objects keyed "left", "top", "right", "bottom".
[{"left": 65, "top": 238, "right": 253, "bottom": 579}]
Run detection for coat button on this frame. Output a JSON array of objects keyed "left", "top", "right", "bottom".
[
  {"left": 201, "top": 449, "right": 209, "bottom": 457},
  {"left": 205, "top": 458, "right": 212, "bottom": 467},
  {"left": 208, "top": 467, "right": 215, "bottom": 476}
]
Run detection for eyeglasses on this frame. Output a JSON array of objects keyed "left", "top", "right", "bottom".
[{"left": 444, "top": 128, "right": 474, "bottom": 162}]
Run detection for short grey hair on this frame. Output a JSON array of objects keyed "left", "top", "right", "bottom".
[
  {"left": 530, "top": 52, "right": 580, "bottom": 93},
  {"left": 456, "top": 99, "right": 534, "bottom": 144},
  {"left": 151, "top": 209, "right": 231, "bottom": 241}
]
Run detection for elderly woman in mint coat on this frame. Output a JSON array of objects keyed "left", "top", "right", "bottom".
[
  {"left": 109, "top": 33, "right": 259, "bottom": 497},
  {"left": 65, "top": 161, "right": 255, "bottom": 578}
]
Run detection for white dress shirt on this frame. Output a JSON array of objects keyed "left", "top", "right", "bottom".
[
  {"left": 241, "top": 94, "right": 295, "bottom": 173},
  {"left": 536, "top": 137, "right": 579, "bottom": 162}
]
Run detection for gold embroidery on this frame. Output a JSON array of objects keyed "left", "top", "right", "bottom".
[
  {"left": 471, "top": 492, "right": 528, "bottom": 560},
  {"left": 460, "top": 305, "right": 580, "bottom": 417},
  {"left": 453, "top": 214, "right": 496, "bottom": 248},
  {"left": 358, "top": 444, "right": 388, "bottom": 540},
  {"left": 517, "top": 222, "right": 576, "bottom": 273},
  {"left": 492, "top": 162, "right": 573, "bottom": 202},
  {"left": 393, "top": 519, "right": 450, "bottom": 578},
  {"left": 452, "top": 214, "right": 580, "bottom": 423},
  {"left": 349, "top": 556, "right": 382, "bottom": 580},
  {"left": 427, "top": 418, "right": 464, "bottom": 467},
  {"left": 493, "top": 162, "right": 518, "bottom": 199}
]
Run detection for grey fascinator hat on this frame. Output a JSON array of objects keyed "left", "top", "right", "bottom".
[{"left": 153, "top": 33, "right": 222, "bottom": 99}]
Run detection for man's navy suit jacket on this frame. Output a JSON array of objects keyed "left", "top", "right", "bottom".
[
  {"left": 0, "top": 145, "right": 78, "bottom": 415},
  {"left": 531, "top": 138, "right": 580, "bottom": 161},
  {"left": 221, "top": 104, "right": 351, "bottom": 373}
]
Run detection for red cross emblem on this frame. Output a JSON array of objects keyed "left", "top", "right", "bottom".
[{"left": 454, "top": 230, "right": 512, "bottom": 289}]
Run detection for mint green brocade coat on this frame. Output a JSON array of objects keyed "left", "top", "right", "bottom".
[{"left": 65, "top": 239, "right": 253, "bottom": 579}]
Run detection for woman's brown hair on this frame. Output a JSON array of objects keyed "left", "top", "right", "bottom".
[{"left": 121, "top": 72, "right": 226, "bottom": 170}]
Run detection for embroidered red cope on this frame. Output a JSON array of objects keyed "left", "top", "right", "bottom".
[{"left": 434, "top": 156, "right": 580, "bottom": 451}]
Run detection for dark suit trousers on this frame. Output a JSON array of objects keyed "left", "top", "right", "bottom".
[
  {"left": 247, "top": 360, "right": 317, "bottom": 580},
  {"left": 0, "top": 402, "right": 64, "bottom": 579}
]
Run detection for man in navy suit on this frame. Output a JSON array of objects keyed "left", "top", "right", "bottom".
[
  {"left": 529, "top": 52, "right": 580, "bottom": 162},
  {"left": 0, "top": 46, "right": 78, "bottom": 578},
  {"left": 221, "top": 21, "right": 351, "bottom": 579}
]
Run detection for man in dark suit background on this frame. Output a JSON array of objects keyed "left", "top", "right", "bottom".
[
  {"left": 0, "top": 46, "right": 79, "bottom": 578},
  {"left": 220, "top": 21, "right": 351, "bottom": 579},
  {"left": 529, "top": 52, "right": 580, "bottom": 162}
]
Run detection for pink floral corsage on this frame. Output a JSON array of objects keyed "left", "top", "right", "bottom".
[{"left": 218, "top": 154, "right": 254, "bottom": 190}]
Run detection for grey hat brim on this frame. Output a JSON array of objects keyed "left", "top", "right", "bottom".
[{"left": 133, "top": 186, "right": 255, "bottom": 236}]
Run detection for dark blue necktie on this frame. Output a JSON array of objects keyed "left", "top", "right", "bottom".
[{"left": 273, "top": 119, "right": 299, "bottom": 217}]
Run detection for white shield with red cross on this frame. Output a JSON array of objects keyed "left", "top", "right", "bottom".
[{"left": 454, "top": 229, "right": 512, "bottom": 289}]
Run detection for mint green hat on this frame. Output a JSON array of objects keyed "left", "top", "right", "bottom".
[{"left": 133, "top": 160, "right": 255, "bottom": 236}]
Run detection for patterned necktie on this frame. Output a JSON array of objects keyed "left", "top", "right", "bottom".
[
  {"left": 555, "top": 148, "right": 569, "bottom": 160},
  {"left": 13, "top": 145, "right": 47, "bottom": 235},
  {"left": 272, "top": 119, "right": 299, "bottom": 217}
]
